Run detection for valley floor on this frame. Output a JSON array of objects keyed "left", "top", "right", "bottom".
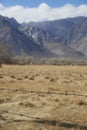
[{"left": 0, "top": 65, "right": 87, "bottom": 130}]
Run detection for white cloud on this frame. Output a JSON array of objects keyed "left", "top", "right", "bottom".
[{"left": 0, "top": 2, "right": 87, "bottom": 23}]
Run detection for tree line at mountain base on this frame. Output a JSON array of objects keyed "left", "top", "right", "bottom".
[
  {"left": 0, "top": 44, "right": 87, "bottom": 66},
  {"left": 0, "top": 55, "right": 87, "bottom": 66}
]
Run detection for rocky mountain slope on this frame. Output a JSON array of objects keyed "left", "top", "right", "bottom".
[
  {"left": 0, "top": 15, "right": 87, "bottom": 59},
  {"left": 0, "top": 15, "right": 54, "bottom": 58},
  {"left": 23, "top": 17, "right": 87, "bottom": 57}
]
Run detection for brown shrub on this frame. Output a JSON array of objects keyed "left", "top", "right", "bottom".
[
  {"left": 10, "top": 75, "right": 16, "bottom": 79},
  {"left": 50, "top": 78, "right": 56, "bottom": 82},
  {"left": 19, "top": 101, "right": 35, "bottom": 108},
  {"left": 29, "top": 76, "right": 34, "bottom": 80},
  {"left": 16, "top": 77, "right": 23, "bottom": 80},
  {"left": 75, "top": 99, "right": 87, "bottom": 106},
  {"left": 0, "top": 99, "right": 5, "bottom": 103}
]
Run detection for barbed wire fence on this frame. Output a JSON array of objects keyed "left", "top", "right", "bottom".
[
  {"left": 0, "top": 87, "right": 87, "bottom": 129},
  {"left": 0, "top": 87, "right": 87, "bottom": 97}
]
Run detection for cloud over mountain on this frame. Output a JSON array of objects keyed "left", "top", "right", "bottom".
[{"left": 0, "top": 2, "right": 87, "bottom": 23}]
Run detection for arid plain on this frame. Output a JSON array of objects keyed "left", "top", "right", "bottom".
[{"left": 0, "top": 65, "right": 87, "bottom": 130}]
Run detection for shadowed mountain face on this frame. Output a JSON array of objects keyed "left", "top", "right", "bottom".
[
  {"left": 0, "top": 15, "right": 87, "bottom": 59},
  {"left": 0, "top": 15, "right": 55, "bottom": 58}
]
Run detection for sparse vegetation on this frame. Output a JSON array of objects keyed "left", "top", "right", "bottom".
[
  {"left": 75, "top": 99, "right": 87, "bottom": 106},
  {"left": 0, "top": 44, "right": 14, "bottom": 64},
  {"left": 14, "top": 54, "right": 33, "bottom": 65},
  {"left": 0, "top": 46, "right": 87, "bottom": 66},
  {"left": 0, "top": 65, "right": 87, "bottom": 130},
  {"left": 38, "top": 57, "right": 87, "bottom": 65}
]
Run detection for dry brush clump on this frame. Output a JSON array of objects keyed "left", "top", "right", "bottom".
[
  {"left": 0, "top": 97, "right": 11, "bottom": 104},
  {"left": 0, "top": 98, "right": 5, "bottom": 104},
  {"left": 0, "top": 74, "right": 3, "bottom": 78},
  {"left": 29, "top": 75, "right": 35, "bottom": 80},
  {"left": 19, "top": 101, "right": 35, "bottom": 108},
  {"left": 75, "top": 99, "right": 87, "bottom": 106},
  {"left": 0, "top": 65, "right": 87, "bottom": 130},
  {"left": 16, "top": 77, "right": 23, "bottom": 80}
]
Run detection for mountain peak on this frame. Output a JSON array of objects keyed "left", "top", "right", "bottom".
[{"left": 0, "top": 15, "right": 87, "bottom": 59}]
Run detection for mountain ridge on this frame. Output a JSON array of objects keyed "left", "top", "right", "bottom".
[{"left": 0, "top": 15, "right": 87, "bottom": 59}]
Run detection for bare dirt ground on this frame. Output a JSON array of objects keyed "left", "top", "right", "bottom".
[{"left": 0, "top": 65, "right": 87, "bottom": 130}]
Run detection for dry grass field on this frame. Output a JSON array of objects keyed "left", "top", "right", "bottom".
[{"left": 0, "top": 65, "right": 87, "bottom": 130}]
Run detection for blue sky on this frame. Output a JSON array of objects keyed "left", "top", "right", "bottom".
[{"left": 0, "top": 0, "right": 87, "bottom": 7}]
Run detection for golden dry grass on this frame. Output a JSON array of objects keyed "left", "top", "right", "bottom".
[{"left": 0, "top": 65, "right": 87, "bottom": 130}]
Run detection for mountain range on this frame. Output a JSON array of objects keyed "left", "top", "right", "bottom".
[{"left": 0, "top": 15, "right": 87, "bottom": 59}]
